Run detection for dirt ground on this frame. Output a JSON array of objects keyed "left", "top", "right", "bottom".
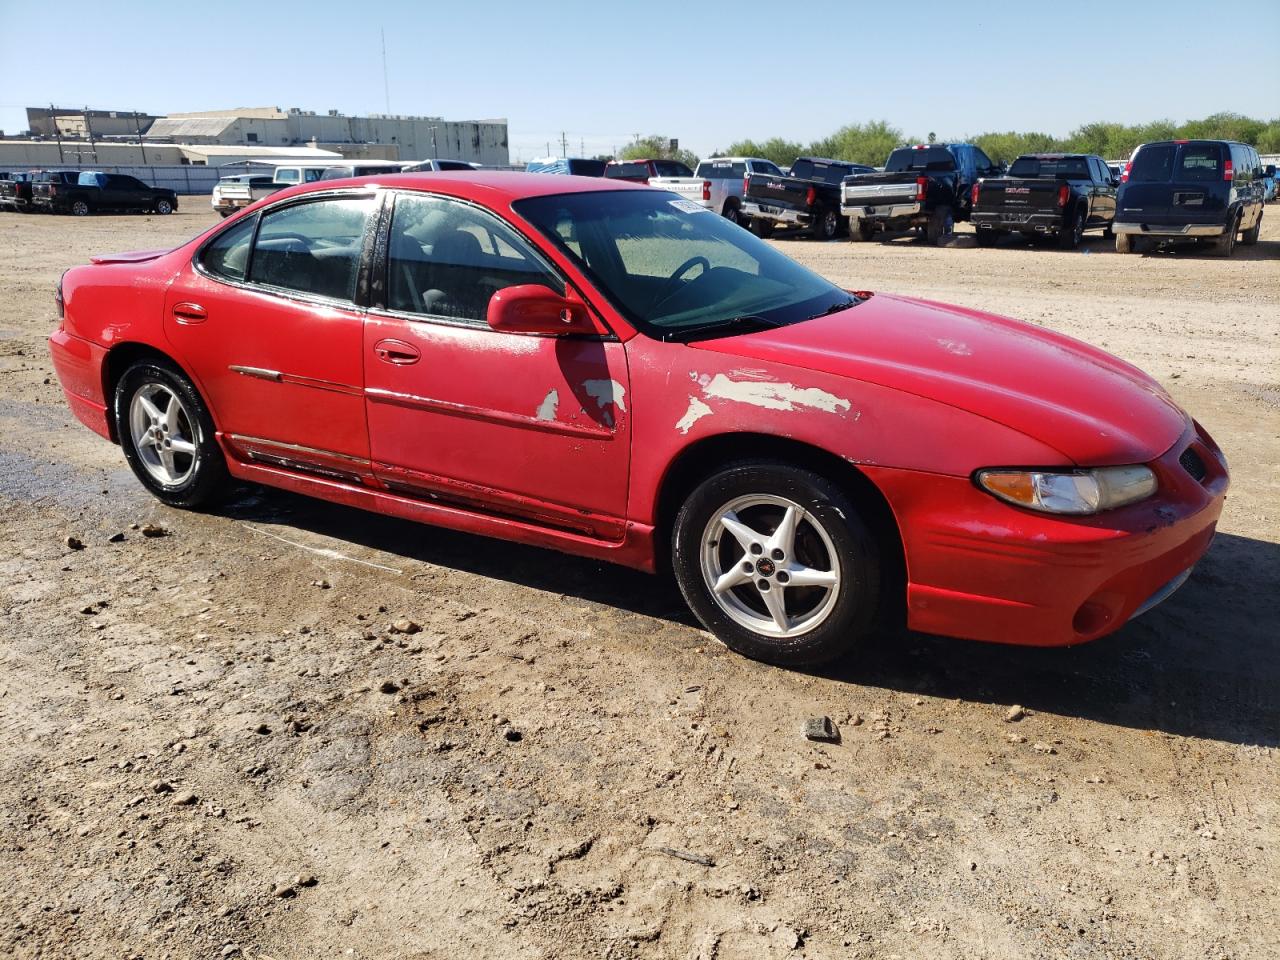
[{"left": 1, "top": 202, "right": 1277, "bottom": 960}]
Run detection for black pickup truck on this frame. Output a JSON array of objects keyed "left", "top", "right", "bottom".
[
  {"left": 840, "top": 143, "right": 1000, "bottom": 244},
  {"left": 971, "top": 154, "right": 1117, "bottom": 248},
  {"left": 0, "top": 171, "right": 39, "bottom": 211},
  {"left": 33, "top": 171, "right": 178, "bottom": 216},
  {"left": 741, "top": 157, "right": 874, "bottom": 240}
]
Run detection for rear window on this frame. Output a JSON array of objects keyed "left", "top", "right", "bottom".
[
  {"left": 790, "top": 160, "right": 854, "bottom": 184},
  {"left": 886, "top": 147, "right": 956, "bottom": 172},
  {"left": 1129, "top": 144, "right": 1176, "bottom": 182},
  {"left": 605, "top": 162, "right": 649, "bottom": 179},
  {"left": 566, "top": 159, "right": 605, "bottom": 176},
  {"left": 653, "top": 160, "right": 693, "bottom": 178},
  {"left": 1008, "top": 156, "right": 1090, "bottom": 179},
  {"left": 696, "top": 160, "right": 747, "bottom": 179},
  {"left": 1176, "top": 144, "right": 1223, "bottom": 182}
]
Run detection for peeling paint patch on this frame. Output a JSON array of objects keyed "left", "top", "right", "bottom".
[
  {"left": 702, "top": 373, "right": 850, "bottom": 414},
  {"left": 535, "top": 388, "right": 559, "bottom": 422},
  {"left": 583, "top": 379, "right": 627, "bottom": 413},
  {"left": 675, "top": 396, "right": 713, "bottom": 434},
  {"left": 937, "top": 338, "right": 972, "bottom": 356}
]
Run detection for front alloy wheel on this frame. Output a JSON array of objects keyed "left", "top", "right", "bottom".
[{"left": 673, "top": 462, "right": 882, "bottom": 666}]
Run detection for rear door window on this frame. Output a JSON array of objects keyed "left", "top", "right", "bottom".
[
  {"left": 200, "top": 214, "right": 258, "bottom": 282},
  {"left": 249, "top": 196, "right": 376, "bottom": 302},
  {"left": 1176, "top": 144, "right": 1223, "bottom": 182},
  {"left": 1129, "top": 144, "right": 1176, "bottom": 183}
]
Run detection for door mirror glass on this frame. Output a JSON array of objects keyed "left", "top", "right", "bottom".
[{"left": 487, "top": 285, "right": 595, "bottom": 336}]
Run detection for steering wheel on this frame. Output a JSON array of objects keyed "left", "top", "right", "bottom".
[{"left": 651, "top": 256, "right": 710, "bottom": 311}]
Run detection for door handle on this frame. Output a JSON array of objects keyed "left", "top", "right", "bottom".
[
  {"left": 172, "top": 302, "right": 207, "bottom": 324},
  {"left": 373, "top": 338, "right": 421, "bottom": 365}
]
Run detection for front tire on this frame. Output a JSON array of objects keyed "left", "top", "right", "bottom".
[
  {"left": 154, "top": 198, "right": 173, "bottom": 215},
  {"left": 672, "top": 462, "right": 881, "bottom": 667},
  {"left": 70, "top": 199, "right": 91, "bottom": 217},
  {"left": 114, "top": 359, "right": 229, "bottom": 509}
]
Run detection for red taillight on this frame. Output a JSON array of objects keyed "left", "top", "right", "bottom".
[
  {"left": 971, "top": 182, "right": 980, "bottom": 206},
  {"left": 1121, "top": 161, "right": 1132, "bottom": 183},
  {"left": 1223, "top": 160, "right": 1233, "bottom": 182},
  {"left": 915, "top": 177, "right": 927, "bottom": 201},
  {"left": 1057, "top": 184, "right": 1069, "bottom": 208},
  {"left": 54, "top": 276, "right": 65, "bottom": 319},
  {"left": 702, "top": 180, "right": 711, "bottom": 201},
  {"left": 743, "top": 176, "right": 749, "bottom": 197},
  {"left": 805, "top": 186, "right": 816, "bottom": 206}
]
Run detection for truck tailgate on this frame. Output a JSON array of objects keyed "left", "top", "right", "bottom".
[
  {"left": 975, "top": 178, "right": 1063, "bottom": 216},
  {"left": 745, "top": 174, "right": 811, "bottom": 209},
  {"left": 650, "top": 177, "right": 708, "bottom": 203},
  {"left": 842, "top": 172, "right": 919, "bottom": 205}
]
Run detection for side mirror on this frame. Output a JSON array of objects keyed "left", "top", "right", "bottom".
[{"left": 487, "top": 284, "right": 597, "bottom": 336}]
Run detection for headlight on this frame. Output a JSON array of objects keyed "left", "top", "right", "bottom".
[{"left": 976, "top": 465, "right": 1157, "bottom": 515}]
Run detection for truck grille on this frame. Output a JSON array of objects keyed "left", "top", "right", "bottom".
[{"left": 1179, "top": 446, "right": 1207, "bottom": 483}]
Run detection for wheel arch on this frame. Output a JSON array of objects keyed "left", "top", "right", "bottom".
[
  {"left": 653, "top": 432, "right": 906, "bottom": 616},
  {"left": 101, "top": 342, "right": 207, "bottom": 443}
]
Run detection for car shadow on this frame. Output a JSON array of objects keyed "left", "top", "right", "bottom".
[{"left": 221, "top": 487, "right": 1278, "bottom": 748}]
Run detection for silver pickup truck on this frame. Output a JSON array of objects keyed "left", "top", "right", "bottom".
[{"left": 650, "top": 157, "right": 783, "bottom": 225}]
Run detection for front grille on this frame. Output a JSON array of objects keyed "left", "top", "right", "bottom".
[{"left": 1179, "top": 446, "right": 1207, "bottom": 483}]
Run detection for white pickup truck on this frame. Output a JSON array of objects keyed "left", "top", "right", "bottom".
[
  {"left": 210, "top": 174, "right": 284, "bottom": 218},
  {"left": 650, "top": 157, "right": 784, "bottom": 225}
]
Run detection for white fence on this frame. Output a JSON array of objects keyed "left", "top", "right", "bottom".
[{"left": 26, "top": 164, "right": 263, "bottom": 195}]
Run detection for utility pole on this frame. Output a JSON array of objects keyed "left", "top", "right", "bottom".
[
  {"left": 134, "top": 111, "right": 147, "bottom": 165},
  {"left": 84, "top": 105, "right": 98, "bottom": 163},
  {"left": 559, "top": 131, "right": 568, "bottom": 157},
  {"left": 580, "top": 137, "right": 584, "bottom": 156},
  {"left": 381, "top": 28, "right": 391, "bottom": 114},
  {"left": 51, "top": 103, "right": 64, "bottom": 164}
]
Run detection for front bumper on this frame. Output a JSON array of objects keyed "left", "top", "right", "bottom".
[
  {"left": 863, "top": 421, "right": 1228, "bottom": 647},
  {"left": 741, "top": 201, "right": 810, "bottom": 227},
  {"left": 49, "top": 328, "right": 113, "bottom": 441},
  {"left": 1113, "top": 221, "right": 1225, "bottom": 237}
]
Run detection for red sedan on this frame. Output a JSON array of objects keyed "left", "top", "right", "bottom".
[{"left": 49, "top": 173, "right": 1227, "bottom": 665}]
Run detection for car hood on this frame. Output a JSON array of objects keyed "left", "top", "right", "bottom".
[{"left": 691, "top": 293, "right": 1187, "bottom": 466}]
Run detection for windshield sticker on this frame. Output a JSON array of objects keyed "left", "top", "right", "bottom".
[{"left": 669, "top": 199, "right": 710, "bottom": 214}]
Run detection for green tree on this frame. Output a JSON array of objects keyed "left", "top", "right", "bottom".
[
  {"left": 1256, "top": 120, "right": 1280, "bottom": 154},
  {"left": 721, "top": 137, "right": 806, "bottom": 167},
  {"left": 808, "top": 120, "right": 906, "bottom": 166},
  {"left": 618, "top": 135, "right": 699, "bottom": 170},
  {"left": 1177, "top": 111, "right": 1265, "bottom": 145},
  {"left": 972, "top": 130, "right": 1065, "bottom": 164}
]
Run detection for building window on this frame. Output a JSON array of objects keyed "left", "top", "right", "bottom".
[{"left": 246, "top": 132, "right": 259, "bottom": 143}]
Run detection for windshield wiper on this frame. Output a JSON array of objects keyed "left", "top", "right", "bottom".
[
  {"left": 802, "top": 299, "right": 858, "bottom": 322},
  {"left": 662, "top": 315, "right": 785, "bottom": 343}
]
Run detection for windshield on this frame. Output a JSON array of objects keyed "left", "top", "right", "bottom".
[
  {"left": 1009, "top": 156, "right": 1090, "bottom": 179},
  {"left": 886, "top": 147, "right": 956, "bottom": 172},
  {"left": 514, "top": 190, "right": 855, "bottom": 340}
]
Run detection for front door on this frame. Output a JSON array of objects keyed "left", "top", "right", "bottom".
[
  {"left": 162, "top": 192, "right": 379, "bottom": 478},
  {"left": 363, "top": 191, "right": 631, "bottom": 540}
]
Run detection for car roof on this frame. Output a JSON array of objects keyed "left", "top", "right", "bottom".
[{"left": 268, "top": 170, "right": 652, "bottom": 205}]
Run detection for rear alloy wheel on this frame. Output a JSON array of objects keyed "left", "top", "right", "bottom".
[
  {"left": 925, "top": 207, "right": 954, "bottom": 245},
  {"left": 672, "top": 462, "right": 881, "bottom": 666},
  {"left": 71, "top": 199, "right": 90, "bottom": 217},
  {"left": 115, "top": 359, "right": 229, "bottom": 509},
  {"left": 154, "top": 198, "right": 173, "bottom": 215},
  {"left": 1241, "top": 211, "right": 1261, "bottom": 245},
  {"left": 1059, "top": 205, "right": 1085, "bottom": 249},
  {"left": 812, "top": 209, "right": 841, "bottom": 241},
  {"left": 1213, "top": 216, "right": 1238, "bottom": 257}
]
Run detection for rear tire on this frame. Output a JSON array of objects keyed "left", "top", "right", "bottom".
[
  {"left": 925, "top": 207, "right": 954, "bottom": 245},
  {"left": 722, "top": 202, "right": 742, "bottom": 225},
  {"left": 975, "top": 229, "right": 1001, "bottom": 248},
  {"left": 812, "top": 208, "right": 841, "bottom": 241},
  {"left": 1059, "top": 205, "right": 1085, "bottom": 249},
  {"left": 1241, "top": 210, "right": 1261, "bottom": 245},
  {"left": 114, "top": 359, "right": 229, "bottom": 510},
  {"left": 1212, "top": 215, "right": 1238, "bottom": 257},
  {"left": 671, "top": 461, "right": 882, "bottom": 667},
  {"left": 851, "top": 219, "right": 875, "bottom": 242},
  {"left": 750, "top": 218, "right": 775, "bottom": 239},
  {"left": 1115, "top": 232, "right": 1134, "bottom": 254}
]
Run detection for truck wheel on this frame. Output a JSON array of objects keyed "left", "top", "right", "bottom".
[
  {"left": 1059, "top": 205, "right": 1085, "bottom": 249},
  {"left": 975, "top": 229, "right": 1000, "bottom": 248},
  {"left": 1212, "top": 215, "right": 1238, "bottom": 257},
  {"left": 850, "top": 219, "right": 875, "bottom": 242},
  {"left": 671, "top": 461, "right": 882, "bottom": 667},
  {"left": 925, "top": 208, "right": 954, "bottom": 245},
  {"left": 1115, "top": 232, "right": 1134, "bottom": 254},
  {"left": 812, "top": 209, "right": 840, "bottom": 241},
  {"left": 154, "top": 199, "right": 173, "bottom": 215},
  {"left": 1241, "top": 211, "right": 1261, "bottom": 245},
  {"left": 750, "top": 218, "right": 774, "bottom": 239},
  {"left": 70, "top": 199, "right": 91, "bottom": 217}
]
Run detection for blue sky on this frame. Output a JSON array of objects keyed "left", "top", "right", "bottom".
[{"left": 2, "top": 0, "right": 1276, "bottom": 161}]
